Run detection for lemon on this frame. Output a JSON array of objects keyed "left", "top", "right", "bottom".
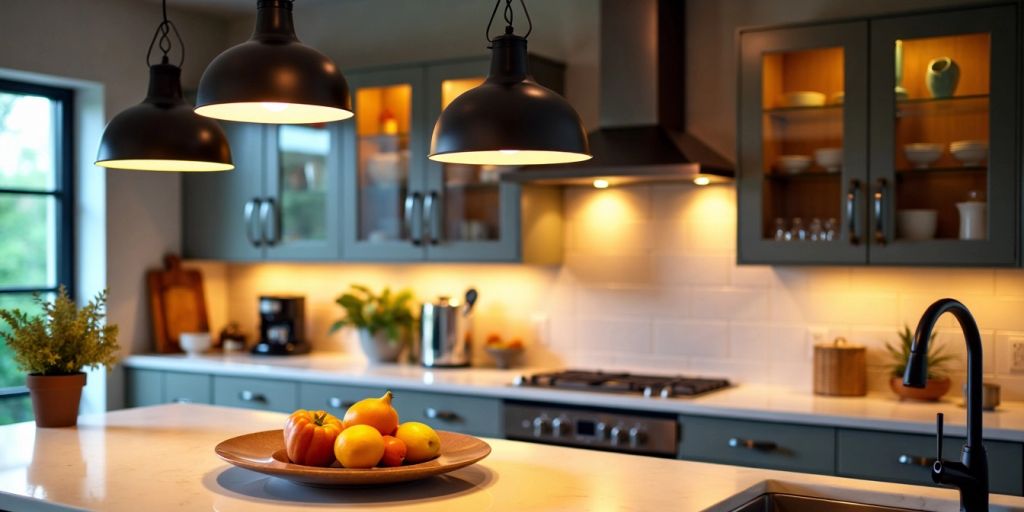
[
  {"left": 395, "top": 422, "right": 441, "bottom": 463},
  {"left": 334, "top": 424, "right": 385, "bottom": 468}
]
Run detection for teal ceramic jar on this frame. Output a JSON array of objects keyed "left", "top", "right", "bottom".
[{"left": 926, "top": 57, "right": 960, "bottom": 98}]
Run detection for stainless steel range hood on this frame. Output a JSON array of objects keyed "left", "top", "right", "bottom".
[{"left": 503, "top": 0, "right": 733, "bottom": 186}]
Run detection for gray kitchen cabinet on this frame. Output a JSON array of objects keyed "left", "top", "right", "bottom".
[
  {"left": 837, "top": 428, "right": 1023, "bottom": 495},
  {"left": 398, "top": 390, "right": 502, "bottom": 437},
  {"left": 125, "top": 369, "right": 211, "bottom": 406},
  {"left": 678, "top": 415, "right": 836, "bottom": 474},
  {"left": 298, "top": 382, "right": 384, "bottom": 416},
  {"left": 213, "top": 375, "right": 297, "bottom": 413},
  {"left": 738, "top": 4, "right": 1019, "bottom": 266},
  {"left": 183, "top": 122, "right": 343, "bottom": 261},
  {"left": 340, "top": 57, "right": 564, "bottom": 263}
]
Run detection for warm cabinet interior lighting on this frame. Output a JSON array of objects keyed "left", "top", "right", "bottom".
[
  {"left": 593, "top": 179, "right": 609, "bottom": 189},
  {"left": 694, "top": 176, "right": 711, "bottom": 186}
]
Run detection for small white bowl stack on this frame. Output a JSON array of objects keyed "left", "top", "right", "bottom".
[{"left": 949, "top": 140, "right": 988, "bottom": 167}]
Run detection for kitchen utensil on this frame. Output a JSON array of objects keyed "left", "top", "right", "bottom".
[
  {"left": 777, "top": 155, "right": 811, "bottom": 174},
  {"left": 813, "top": 337, "right": 867, "bottom": 397},
  {"left": 778, "top": 91, "right": 825, "bottom": 108},
  {"left": 252, "top": 296, "right": 310, "bottom": 356},
  {"left": 903, "top": 143, "right": 943, "bottom": 169},
  {"left": 962, "top": 382, "right": 1001, "bottom": 411},
  {"left": 420, "top": 289, "right": 477, "bottom": 367},
  {"left": 147, "top": 254, "right": 209, "bottom": 354},
  {"left": 926, "top": 56, "right": 960, "bottom": 98},
  {"left": 897, "top": 209, "right": 938, "bottom": 240},
  {"left": 956, "top": 201, "right": 987, "bottom": 240},
  {"left": 949, "top": 140, "right": 988, "bottom": 167},
  {"left": 813, "top": 147, "right": 842, "bottom": 172},
  {"left": 215, "top": 429, "right": 491, "bottom": 487},
  {"left": 179, "top": 332, "right": 212, "bottom": 356}
]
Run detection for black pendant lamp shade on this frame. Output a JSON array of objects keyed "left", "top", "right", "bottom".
[
  {"left": 429, "top": 1, "right": 590, "bottom": 166},
  {"left": 194, "top": 0, "right": 352, "bottom": 124},
  {"left": 96, "top": 3, "right": 232, "bottom": 172}
]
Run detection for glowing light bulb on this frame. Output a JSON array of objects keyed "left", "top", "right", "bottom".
[
  {"left": 593, "top": 179, "right": 609, "bottom": 189},
  {"left": 261, "top": 102, "right": 289, "bottom": 112},
  {"left": 499, "top": 149, "right": 520, "bottom": 155},
  {"left": 693, "top": 176, "right": 711, "bottom": 186}
]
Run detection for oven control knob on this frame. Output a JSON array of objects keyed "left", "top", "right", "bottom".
[
  {"left": 532, "top": 416, "right": 551, "bottom": 437},
  {"left": 594, "top": 422, "right": 608, "bottom": 440},
  {"left": 628, "top": 426, "right": 647, "bottom": 447},
  {"left": 551, "top": 416, "right": 571, "bottom": 437},
  {"left": 609, "top": 425, "right": 628, "bottom": 446}
]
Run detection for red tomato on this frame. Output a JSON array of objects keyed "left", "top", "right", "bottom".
[
  {"left": 379, "top": 435, "right": 408, "bottom": 467},
  {"left": 283, "top": 410, "right": 344, "bottom": 467}
]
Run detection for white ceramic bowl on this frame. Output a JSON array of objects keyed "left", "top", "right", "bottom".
[
  {"left": 779, "top": 91, "right": 826, "bottom": 108},
  {"left": 180, "top": 332, "right": 212, "bottom": 356},
  {"left": 897, "top": 209, "right": 938, "bottom": 241},
  {"left": 814, "top": 147, "right": 843, "bottom": 172},
  {"left": 949, "top": 140, "right": 988, "bottom": 167},
  {"left": 777, "top": 155, "right": 812, "bottom": 174},
  {"left": 904, "top": 143, "right": 944, "bottom": 169}
]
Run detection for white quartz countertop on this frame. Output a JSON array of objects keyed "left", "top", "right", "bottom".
[
  {"left": 2, "top": 404, "right": 1023, "bottom": 512},
  {"left": 123, "top": 353, "right": 1024, "bottom": 442}
]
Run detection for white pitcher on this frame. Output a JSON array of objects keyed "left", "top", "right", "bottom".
[{"left": 956, "top": 201, "right": 987, "bottom": 240}]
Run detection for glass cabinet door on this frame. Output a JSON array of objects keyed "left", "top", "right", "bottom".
[
  {"left": 341, "top": 68, "right": 427, "bottom": 260},
  {"left": 425, "top": 61, "right": 519, "bottom": 261},
  {"left": 869, "top": 6, "right": 1016, "bottom": 265},
  {"left": 264, "top": 123, "right": 341, "bottom": 260},
  {"left": 738, "top": 22, "right": 869, "bottom": 264}
]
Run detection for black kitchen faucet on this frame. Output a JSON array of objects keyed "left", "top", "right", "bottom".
[{"left": 903, "top": 298, "right": 988, "bottom": 512}]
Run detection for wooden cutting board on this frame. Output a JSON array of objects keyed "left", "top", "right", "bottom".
[{"left": 147, "top": 254, "right": 209, "bottom": 353}]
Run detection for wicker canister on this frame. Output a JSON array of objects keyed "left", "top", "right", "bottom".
[{"left": 813, "top": 337, "right": 867, "bottom": 397}]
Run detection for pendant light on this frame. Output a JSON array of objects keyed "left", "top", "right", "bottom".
[
  {"left": 429, "top": 0, "right": 590, "bottom": 166},
  {"left": 96, "top": 0, "right": 233, "bottom": 172},
  {"left": 194, "top": 0, "right": 352, "bottom": 124}
]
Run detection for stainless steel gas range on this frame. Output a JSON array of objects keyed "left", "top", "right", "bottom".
[{"left": 504, "top": 370, "right": 731, "bottom": 457}]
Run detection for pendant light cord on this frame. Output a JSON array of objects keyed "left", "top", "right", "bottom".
[
  {"left": 486, "top": 0, "right": 532, "bottom": 42},
  {"left": 147, "top": 0, "right": 185, "bottom": 67}
]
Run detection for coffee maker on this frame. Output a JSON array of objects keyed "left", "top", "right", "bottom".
[{"left": 252, "top": 295, "right": 310, "bottom": 355}]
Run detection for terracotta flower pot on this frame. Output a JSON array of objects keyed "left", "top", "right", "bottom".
[
  {"left": 890, "top": 376, "right": 951, "bottom": 402},
  {"left": 26, "top": 373, "right": 86, "bottom": 428},
  {"left": 357, "top": 329, "right": 403, "bottom": 364}
]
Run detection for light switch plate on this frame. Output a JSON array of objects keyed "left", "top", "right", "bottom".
[{"left": 1011, "top": 339, "right": 1024, "bottom": 374}]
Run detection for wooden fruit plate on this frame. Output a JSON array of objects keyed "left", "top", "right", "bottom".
[{"left": 215, "top": 429, "right": 491, "bottom": 487}]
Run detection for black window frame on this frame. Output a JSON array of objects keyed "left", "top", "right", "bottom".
[{"left": 0, "top": 78, "right": 75, "bottom": 402}]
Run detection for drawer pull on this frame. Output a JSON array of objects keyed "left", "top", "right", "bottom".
[
  {"left": 898, "top": 454, "right": 937, "bottom": 467},
  {"left": 728, "top": 437, "right": 778, "bottom": 451},
  {"left": 238, "top": 390, "right": 267, "bottom": 403},
  {"left": 424, "top": 407, "right": 460, "bottom": 422},
  {"left": 170, "top": 397, "right": 192, "bottom": 404},
  {"left": 328, "top": 397, "right": 356, "bottom": 410}
]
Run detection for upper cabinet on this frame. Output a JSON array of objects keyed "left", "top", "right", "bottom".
[
  {"left": 738, "top": 5, "right": 1019, "bottom": 266},
  {"left": 183, "top": 56, "right": 563, "bottom": 264}
]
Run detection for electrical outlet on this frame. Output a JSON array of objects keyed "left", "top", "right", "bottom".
[{"left": 1012, "top": 340, "right": 1024, "bottom": 374}]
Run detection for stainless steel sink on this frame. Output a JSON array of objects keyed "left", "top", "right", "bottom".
[{"left": 731, "top": 493, "right": 926, "bottom": 512}]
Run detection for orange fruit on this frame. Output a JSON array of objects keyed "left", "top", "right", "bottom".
[
  {"left": 395, "top": 422, "right": 441, "bottom": 463},
  {"left": 343, "top": 390, "right": 399, "bottom": 436},
  {"left": 333, "top": 424, "right": 385, "bottom": 468},
  {"left": 379, "top": 435, "right": 407, "bottom": 467}
]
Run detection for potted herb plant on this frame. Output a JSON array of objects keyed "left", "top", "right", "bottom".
[
  {"left": 330, "top": 285, "right": 415, "bottom": 364},
  {"left": 0, "top": 287, "right": 119, "bottom": 427},
  {"left": 886, "top": 325, "right": 955, "bottom": 401}
]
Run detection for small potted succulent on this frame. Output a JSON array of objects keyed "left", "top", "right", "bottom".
[
  {"left": 886, "top": 325, "right": 955, "bottom": 401},
  {"left": 330, "top": 285, "right": 415, "bottom": 364},
  {"left": 0, "top": 287, "right": 119, "bottom": 427}
]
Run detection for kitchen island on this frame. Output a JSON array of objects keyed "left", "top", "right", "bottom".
[{"left": 2, "top": 404, "right": 1024, "bottom": 511}]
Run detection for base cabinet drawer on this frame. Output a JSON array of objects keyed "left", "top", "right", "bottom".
[
  {"left": 126, "top": 369, "right": 163, "bottom": 407},
  {"left": 837, "top": 429, "right": 1024, "bottom": 496},
  {"left": 399, "top": 391, "right": 502, "bottom": 437},
  {"left": 299, "top": 382, "right": 383, "bottom": 417},
  {"left": 678, "top": 416, "right": 835, "bottom": 474},
  {"left": 164, "top": 372, "right": 211, "bottom": 404},
  {"left": 213, "top": 376, "right": 297, "bottom": 413}
]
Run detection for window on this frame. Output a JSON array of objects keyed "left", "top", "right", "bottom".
[{"left": 0, "top": 79, "right": 74, "bottom": 425}]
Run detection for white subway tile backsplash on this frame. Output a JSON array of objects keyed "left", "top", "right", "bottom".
[
  {"left": 577, "top": 315, "right": 653, "bottom": 354},
  {"left": 653, "top": 319, "right": 729, "bottom": 358},
  {"left": 651, "top": 253, "right": 731, "bottom": 286},
  {"left": 689, "top": 287, "right": 769, "bottom": 321}
]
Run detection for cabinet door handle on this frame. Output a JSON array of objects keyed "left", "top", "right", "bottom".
[
  {"left": 244, "top": 198, "right": 263, "bottom": 247},
  {"left": 238, "top": 390, "right": 267, "bottom": 403},
  {"left": 328, "top": 397, "right": 356, "bottom": 410},
  {"left": 424, "top": 407, "right": 460, "bottom": 422},
  {"left": 728, "top": 437, "right": 778, "bottom": 451},
  {"left": 170, "top": 397, "right": 192, "bottom": 404},
  {"left": 846, "top": 179, "right": 861, "bottom": 245},
  {"left": 259, "top": 197, "right": 280, "bottom": 246},
  {"left": 424, "top": 191, "right": 441, "bottom": 245},
  {"left": 873, "top": 178, "right": 887, "bottom": 245},
  {"left": 405, "top": 192, "right": 423, "bottom": 246},
  {"left": 897, "top": 454, "right": 937, "bottom": 467}
]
